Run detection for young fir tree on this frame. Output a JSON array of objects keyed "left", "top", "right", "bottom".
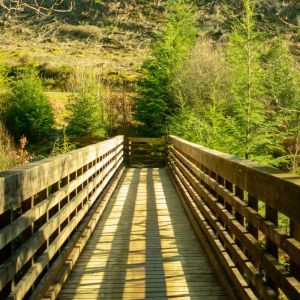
[
  {"left": 135, "top": 0, "right": 198, "bottom": 136},
  {"left": 227, "top": 0, "right": 269, "bottom": 160},
  {"left": 262, "top": 39, "right": 300, "bottom": 171},
  {"left": 67, "top": 73, "right": 106, "bottom": 137}
]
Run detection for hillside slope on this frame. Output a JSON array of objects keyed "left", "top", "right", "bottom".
[{"left": 0, "top": 1, "right": 167, "bottom": 82}]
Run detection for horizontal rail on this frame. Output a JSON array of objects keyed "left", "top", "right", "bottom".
[
  {"left": 0, "top": 135, "right": 124, "bottom": 300},
  {"left": 168, "top": 135, "right": 300, "bottom": 300},
  {"left": 125, "top": 137, "right": 166, "bottom": 167}
]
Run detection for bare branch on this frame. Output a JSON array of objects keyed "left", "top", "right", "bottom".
[
  {"left": 0, "top": 0, "right": 75, "bottom": 17},
  {"left": 276, "top": 0, "right": 300, "bottom": 29}
]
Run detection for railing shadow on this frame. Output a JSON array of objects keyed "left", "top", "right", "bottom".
[
  {"left": 57, "top": 167, "right": 226, "bottom": 299},
  {"left": 57, "top": 168, "right": 141, "bottom": 299},
  {"left": 155, "top": 168, "right": 227, "bottom": 299}
]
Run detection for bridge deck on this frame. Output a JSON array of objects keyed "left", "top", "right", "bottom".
[{"left": 58, "top": 168, "right": 227, "bottom": 299}]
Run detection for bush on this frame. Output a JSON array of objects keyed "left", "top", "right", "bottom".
[
  {"left": 51, "top": 128, "right": 76, "bottom": 156},
  {"left": 172, "top": 39, "right": 230, "bottom": 110},
  {"left": 3, "top": 70, "right": 54, "bottom": 143},
  {"left": 38, "top": 63, "right": 74, "bottom": 90}
]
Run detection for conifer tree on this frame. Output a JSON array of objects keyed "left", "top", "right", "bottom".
[
  {"left": 227, "top": 0, "right": 268, "bottom": 159},
  {"left": 67, "top": 73, "right": 106, "bottom": 137},
  {"left": 135, "top": 0, "right": 198, "bottom": 136}
]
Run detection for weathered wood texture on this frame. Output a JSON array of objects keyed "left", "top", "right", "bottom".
[
  {"left": 58, "top": 168, "right": 226, "bottom": 300},
  {"left": 125, "top": 137, "right": 166, "bottom": 167},
  {"left": 0, "top": 136, "right": 124, "bottom": 300},
  {"left": 168, "top": 135, "right": 300, "bottom": 300}
]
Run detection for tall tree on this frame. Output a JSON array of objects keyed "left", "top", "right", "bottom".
[
  {"left": 227, "top": 0, "right": 268, "bottom": 159},
  {"left": 134, "top": 0, "right": 198, "bottom": 136}
]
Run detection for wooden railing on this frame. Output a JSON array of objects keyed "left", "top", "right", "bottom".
[
  {"left": 125, "top": 137, "right": 166, "bottom": 167},
  {"left": 168, "top": 135, "right": 300, "bottom": 300},
  {"left": 2, "top": 134, "right": 300, "bottom": 300},
  {"left": 0, "top": 136, "right": 124, "bottom": 300}
]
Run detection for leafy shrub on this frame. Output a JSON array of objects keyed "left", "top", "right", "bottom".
[
  {"left": 38, "top": 63, "right": 74, "bottom": 90},
  {"left": 3, "top": 69, "right": 55, "bottom": 143},
  {"left": 172, "top": 39, "right": 230, "bottom": 110}
]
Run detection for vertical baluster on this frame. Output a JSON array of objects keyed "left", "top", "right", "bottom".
[
  {"left": 265, "top": 205, "right": 279, "bottom": 297},
  {"left": 128, "top": 139, "right": 132, "bottom": 166},
  {"left": 290, "top": 220, "right": 300, "bottom": 281},
  {"left": 247, "top": 195, "right": 258, "bottom": 239},
  {"left": 64, "top": 174, "right": 71, "bottom": 235},
  {"left": 225, "top": 180, "right": 233, "bottom": 215},
  {"left": 235, "top": 186, "right": 244, "bottom": 226},
  {"left": 29, "top": 197, "right": 34, "bottom": 289},
  {"left": 45, "top": 189, "right": 50, "bottom": 272},
  {"left": 217, "top": 175, "right": 225, "bottom": 206},
  {"left": 210, "top": 171, "right": 217, "bottom": 197},
  {"left": 235, "top": 186, "right": 245, "bottom": 252}
]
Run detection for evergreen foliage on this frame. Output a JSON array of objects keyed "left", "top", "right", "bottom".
[
  {"left": 67, "top": 73, "right": 106, "bottom": 137},
  {"left": 3, "top": 69, "right": 54, "bottom": 143},
  {"left": 135, "top": 0, "right": 198, "bottom": 136},
  {"left": 169, "top": 0, "right": 300, "bottom": 170},
  {"left": 170, "top": 39, "right": 237, "bottom": 154},
  {"left": 262, "top": 39, "right": 297, "bottom": 110},
  {"left": 226, "top": 0, "right": 268, "bottom": 159}
]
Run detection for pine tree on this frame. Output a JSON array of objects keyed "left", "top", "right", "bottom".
[{"left": 135, "top": 0, "right": 198, "bottom": 136}]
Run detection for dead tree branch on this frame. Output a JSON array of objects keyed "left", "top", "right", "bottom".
[{"left": 0, "top": 0, "right": 75, "bottom": 18}]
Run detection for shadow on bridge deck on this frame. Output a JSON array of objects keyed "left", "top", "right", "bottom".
[{"left": 57, "top": 168, "right": 227, "bottom": 299}]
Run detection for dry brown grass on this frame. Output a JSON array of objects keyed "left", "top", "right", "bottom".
[
  {"left": 59, "top": 24, "right": 102, "bottom": 39},
  {"left": 0, "top": 121, "right": 30, "bottom": 171}
]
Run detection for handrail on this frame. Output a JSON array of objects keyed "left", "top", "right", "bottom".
[
  {"left": 168, "top": 135, "right": 300, "bottom": 300},
  {"left": 0, "top": 135, "right": 124, "bottom": 300}
]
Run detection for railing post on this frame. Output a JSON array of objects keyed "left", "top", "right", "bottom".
[{"left": 290, "top": 221, "right": 300, "bottom": 281}]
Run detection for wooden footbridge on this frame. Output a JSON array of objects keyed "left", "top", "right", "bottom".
[{"left": 1, "top": 136, "right": 300, "bottom": 300}]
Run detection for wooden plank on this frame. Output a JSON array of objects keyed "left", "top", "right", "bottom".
[
  {"left": 128, "top": 137, "right": 164, "bottom": 143},
  {"left": 169, "top": 161, "right": 264, "bottom": 300},
  {"left": 1, "top": 141, "right": 124, "bottom": 300},
  {"left": 57, "top": 168, "right": 226, "bottom": 300},
  {"left": 34, "top": 166, "right": 125, "bottom": 300}
]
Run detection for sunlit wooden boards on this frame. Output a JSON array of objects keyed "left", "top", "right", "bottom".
[{"left": 57, "top": 168, "right": 227, "bottom": 300}]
